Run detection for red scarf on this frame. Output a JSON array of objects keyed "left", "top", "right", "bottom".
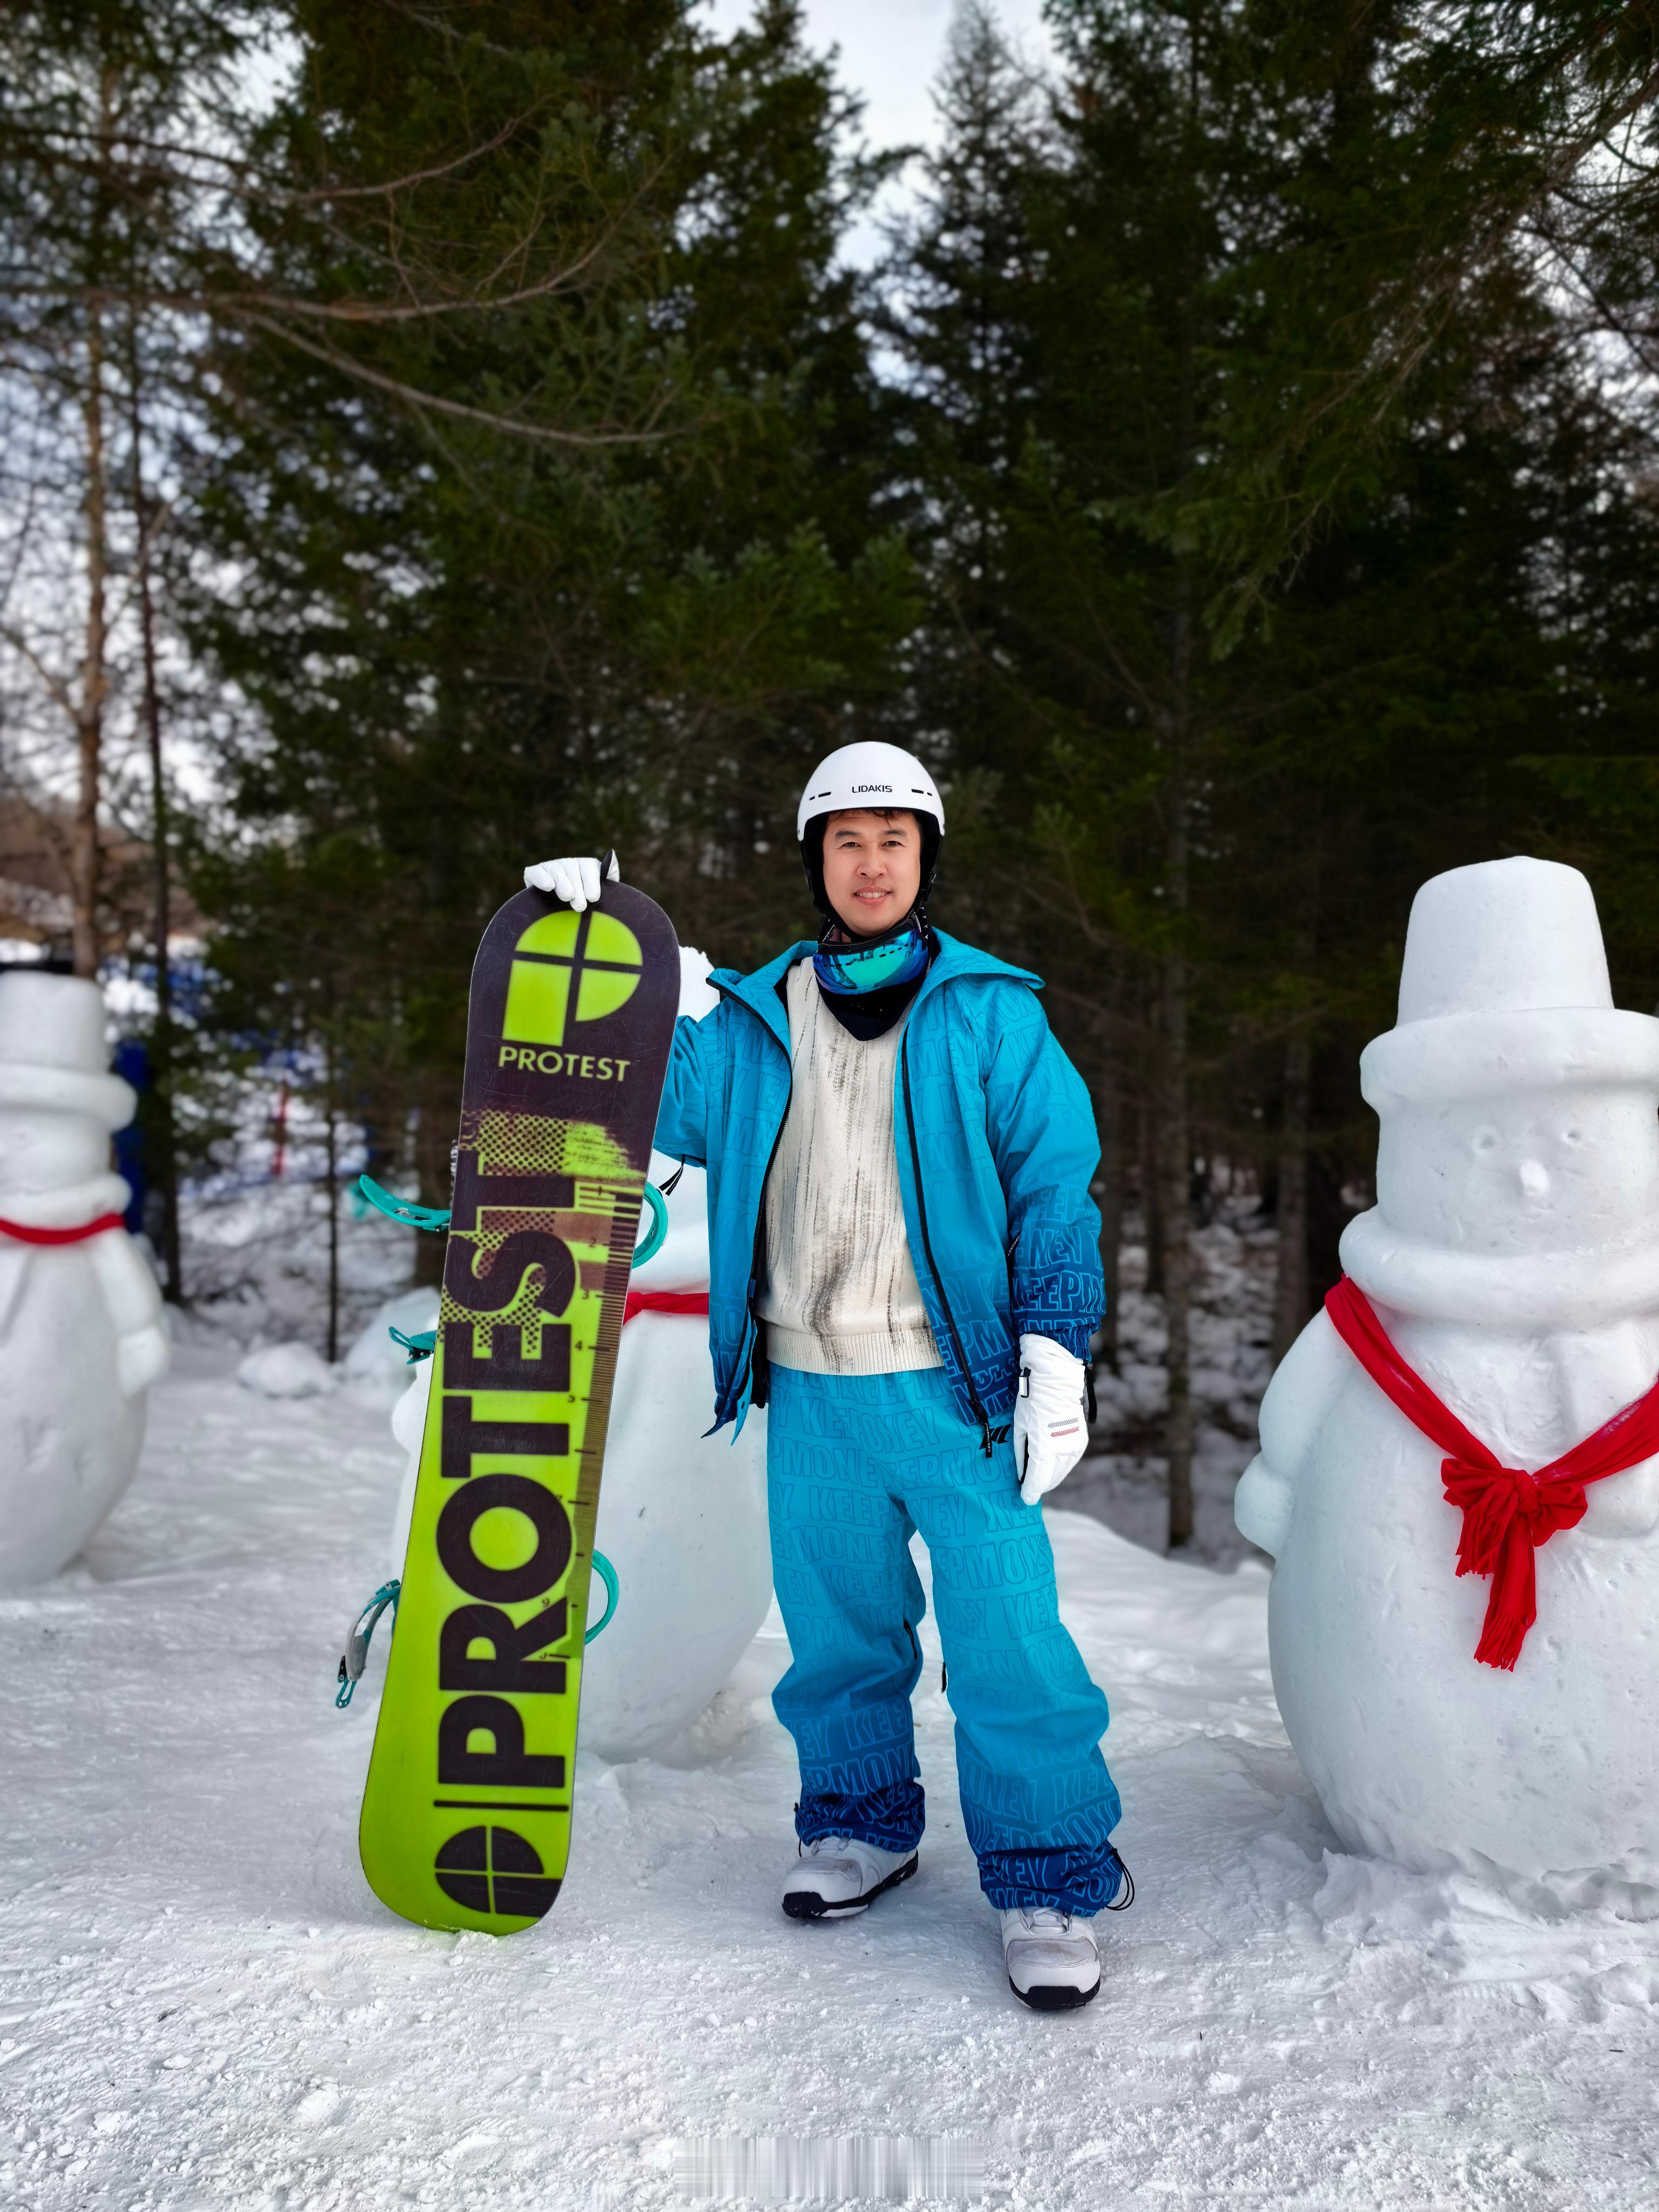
[
  {"left": 623, "top": 1289, "right": 709, "bottom": 1325},
  {"left": 1324, "top": 1276, "right": 1659, "bottom": 1670},
  {"left": 0, "top": 1212, "right": 125, "bottom": 1246}
]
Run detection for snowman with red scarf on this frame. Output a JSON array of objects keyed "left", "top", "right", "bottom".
[
  {"left": 0, "top": 972, "right": 169, "bottom": 1583},
  {"left": 1237, "top": 858, "right": 1659, "bottom": 1879}
]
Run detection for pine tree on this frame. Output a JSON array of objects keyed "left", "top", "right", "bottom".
[
  {"left": 0, "top": 0, "right": 255, "bottom": 1294},
  {"left": 900, "top": 0, "right": 1317, "bottom": 1544},
  {"left": 181, "top": 0, "right": 915, "bottom": 1235},
  {"left": 898, "top": 0, "right": 1659, "bottom": 1546}
]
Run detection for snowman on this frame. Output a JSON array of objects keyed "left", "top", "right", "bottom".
[
  {"left": 384, "top": 948, "right": 772, "bottom": 1760},
  {"left": 0, "top": 971, "right": 170, "bottom": 1584},
  {"left": 1236, "top": 858, "right": 1659, "bottom": 1879}
]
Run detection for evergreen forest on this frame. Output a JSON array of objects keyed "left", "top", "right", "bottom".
[{"left": 4, "top": 0, "right": 1657, "bottom": 1543}]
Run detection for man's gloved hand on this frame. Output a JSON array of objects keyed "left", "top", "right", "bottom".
[
  {"left": 1014, "top": 1332, "right": 1090, "bottom": 1505},
  {"left": 522, "top": 852, "right": 619, "bottom": 912}
]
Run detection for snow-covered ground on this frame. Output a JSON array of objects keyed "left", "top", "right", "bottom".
[
  {"left": 165, "top": 1070, "right": 418, "bottom": 1359},
  {"left": 6, "top": 1343, "right": 1659, "bottom": 2209}
]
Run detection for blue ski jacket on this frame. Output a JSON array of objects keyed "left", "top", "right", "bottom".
[{"left": 652, "top": 929, "right": 1104, "bottom": 1441}]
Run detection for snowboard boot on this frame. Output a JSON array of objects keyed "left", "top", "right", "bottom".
[
  {"left": 780, "top": 1835, "right": 919, "bottom": 1921},
  {"left": 1000, "top": 1906, "right": 1101, "bottom": 2010}
]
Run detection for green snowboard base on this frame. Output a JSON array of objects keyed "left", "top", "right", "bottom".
[{"left": 359, "top": 882, "right": 679, "bottom": 1933}]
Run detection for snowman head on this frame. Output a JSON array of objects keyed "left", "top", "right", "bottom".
[
  {"left": 0, "top": 973, "right": 135, "bottom": 1199},
  {"left": 1360, "top": 859, "right": 1659, "bottom": 1260}
]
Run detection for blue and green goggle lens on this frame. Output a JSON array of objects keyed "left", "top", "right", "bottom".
[{"left": 813, "top": 926, "right": 930, "bottom": 999}]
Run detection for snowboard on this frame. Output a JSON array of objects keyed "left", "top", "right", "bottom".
[{"left": 359, "top": 880, "right": 680, "bottom": 1933}]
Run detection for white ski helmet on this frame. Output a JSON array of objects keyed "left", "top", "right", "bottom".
[{"left": 796, "top": 743, "right": 945, "bottom": 914}]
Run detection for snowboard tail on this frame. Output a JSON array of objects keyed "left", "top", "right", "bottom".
[{"left": 359, "top": 886, "right": 679, "bottom": 1933}]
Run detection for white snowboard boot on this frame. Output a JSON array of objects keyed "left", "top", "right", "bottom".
[
  {"left": 780, "top": 1835, "right": 919, "bottom": 1921},
  {"left": 1000, "top": 1906, "right": 1101, "bottom": 2010}
]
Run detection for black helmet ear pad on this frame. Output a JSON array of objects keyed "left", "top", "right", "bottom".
[
  {"left": 799, "top": 812, "right": 941, "bottom": 916},
  {"left": 918, "top": 818, "right": 942, "bottom": 899},
  {"left": 800, "top": 812, "right": 831, "bottom": 913}
]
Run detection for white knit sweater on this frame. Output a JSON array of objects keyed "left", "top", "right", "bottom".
[{"left": 758, "top": 960, "right": 943, "bottom": 1377}]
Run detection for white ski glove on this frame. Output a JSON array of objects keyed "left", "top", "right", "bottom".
[
  {"left": 1014, "top": 1332, "right": 1090, "bottom": 1505},
  {"left": 522, "top": 851, "right": 619, "bottom": 912}
]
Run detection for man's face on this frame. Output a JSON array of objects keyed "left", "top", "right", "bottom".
[{"left": 821, "top": 809, "right": 923, "bottom": 938}]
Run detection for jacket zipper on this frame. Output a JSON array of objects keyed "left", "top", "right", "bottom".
[
  {"left": 901, "top": 1028, "right": 994, "bottom": 1456},
  {"left": 739, "top": 1113, "right": 789, "bottom": 1415},
  {"left": 711, "top": 977, "right": 791, "bottom": 1423}
]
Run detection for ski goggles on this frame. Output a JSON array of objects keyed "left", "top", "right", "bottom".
[{"left": 812, "top": 921, "right": 930, "bottom": 999}]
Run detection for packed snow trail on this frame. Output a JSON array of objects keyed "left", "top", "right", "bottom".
[{"left": 3, "top": 1348, "right": 1658, "bottom": 2209}]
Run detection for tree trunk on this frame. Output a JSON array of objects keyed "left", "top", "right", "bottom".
[
  {"left": 1270, "top": 1026, "right": 1312, "bottom": 1367},
  {"left": 1095, "top": 1076, "right": 1124, "bottom": 1372},
  {"left": 127, "top": 343, "right": 183, "bottom": 1301},
  {"left": 1271, "top": 879, "right": 1320, "bottom": 1366},
  {"left": 1159, "top": 928, "right": 1195, "bottom": 1550},
  {"left": 1161, "top": 571, "right": 1196, "bottom": 1552},
  {"left": 1154, "top": 10, "right": 1210, "bottom": 1552},
  {"left": 1140, "top": 1101, "right": 1164, "bottom": 1298},
  {"left": 325, "top": 1049, "right": 341, "bottom": 1365},
  {"left": 412, "top": 1078, "right": 455, "bottom": 1289},
  {"left": 71, "top": 68, "right": 116, "bottom": 982},
  {"left": 72, "top": 314, "right": 109, "bottom": 981}
]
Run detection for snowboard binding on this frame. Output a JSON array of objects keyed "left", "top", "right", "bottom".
[
  {"left": 335, "top": 1550, "right": 622, "bottom": 1707},
  {"left": 336, "top": 1581, "right": 401, "bottom": 1708}
]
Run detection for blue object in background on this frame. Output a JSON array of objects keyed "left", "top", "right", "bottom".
[{"left": 112, "top": 1038, "right": 153, "bottom": 1236}]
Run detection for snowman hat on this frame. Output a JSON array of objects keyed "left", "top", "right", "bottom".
[
  {"left": 1361, "top": 857, "right": 1659, "bottom": 1108},
  {"left": 0, "top": 972, "right": 136, "bottom": 1129}
]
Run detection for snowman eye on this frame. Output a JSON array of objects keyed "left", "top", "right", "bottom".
[{"left": 1473, "top": 1129, "right": 1498, "bottom": 1155}]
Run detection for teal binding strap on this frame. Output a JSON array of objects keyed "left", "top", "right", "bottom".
[
  {"left": 358, "top": 1175, "right": 450, "bottom": 1232},
  {"left": 389, "top": 1326, "right": 437, "bottom": 1364},
  {"left": 633, "top": 1182, "right": 668, "bottom": 1266},
  {"left": 360, "top": 1171, "right": 663, "bottom": 1262},
  {"left": 585, "top": 1553, "right": 619, "bottom": 1643},
  {"left": 336, "top": 1581, "right": 401, "bottom": 1707}
]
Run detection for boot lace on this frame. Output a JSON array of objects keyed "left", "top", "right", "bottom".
[{"left": 1016, "top": 1906, "right": 1074, "bottom": 1934}]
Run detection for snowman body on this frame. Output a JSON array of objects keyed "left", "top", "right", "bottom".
[
  {"left": 0, "top": 1235, "right": 149, "bottom": 1583},
  {"left": 579, "top": 1137, "right": 771, "bottom": 1762},
  {"left": 1237, "top": 859, "right": 1659, "bottom": 1877},
  {"left": 0, "top": 975, "right": 170, "bottom": 1586},
  {"left": 387, "top": 948, "right": 772, "bottom": 1761}
]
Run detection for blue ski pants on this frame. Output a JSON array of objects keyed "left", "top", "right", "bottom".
[{"left": 766, "top": 1364, "right": 1124, "bottom": 1915}]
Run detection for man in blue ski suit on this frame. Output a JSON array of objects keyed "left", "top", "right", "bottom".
[{"left": 525, "top": 743, "right": 1127, "bottom": 2008}]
